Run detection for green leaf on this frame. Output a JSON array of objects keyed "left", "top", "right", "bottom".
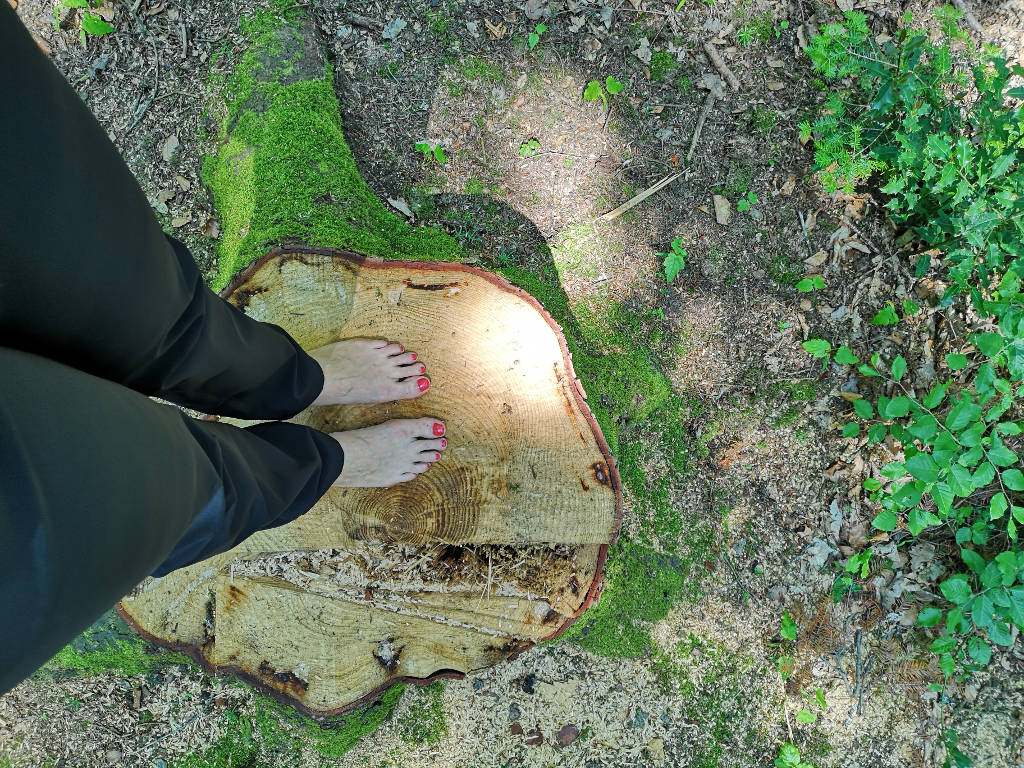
[
  {"left": 971, "top": 461, "right": 995, "bottom": 488},
  {"left": 867, "top": 423, "right": 887, "bottom": 443},
  {"left": 939, "top": 652, "right": 956, "bottom": 677},
  {"left": 834, "top": 346, "right": 859, "bottom": 365},
  {"left": 946, "top": 353, "right": 969, "bottom": 370},
  {"left": 872, "top": 509, "right": 898, "bottom": 532},
  {"left": 903, "top": 298, "right": 921, "bottom": 315},
  {"left": 737, "top": 198, "right": 751, "bottom": 213},
  {"left": 583, "top": 80, "right": 602, "bottom": 102},
  {"left": 881, "top": 396, "right": 912, "bottom": 419},
  {"left": 990, "top": 493, "right": 1008, "bottom": 520},
  {"left": 81, "top": 12, "right": 114, "bottom": 35},
  {"left": 891, "top": 355, "right": 907, "bottom": 380},
  {"left": 905, "top": 452, "right": 939, "bottom": 483},
  {"left": 528, "top": 32, "right": 539, "bottom": 49},
  {"left": 967, "top": 636, "right": 991, "bottom": 665},
  {"left": 433, "top": 146, "right": 447, "bottom": 163},
  {"left": 663, "top": 248, "right": 686, "bottom": 283},
  {"left": 536, "top": 23, "right": 548, "bottom": 33},
  {"left": 842, "top": 422, "right": 859, "bottom": 437},
  {"left": 863, "top": 477, "right": 882, "bottom": 491},
  {"left": 990, "top": 151, "right": 1017, "bottom": 179},
  {"left": 1001, "top": 469, "right": 1024, "bottom": 491},
  {"left": 923, "top": 382, "right": 948, "bottom": 408},
  {"left": 931, "top": 635, "right": 957, "bottom": 654},
  {"left": 795, "top": 278, "right": 814, "bottom": 292},
  {"left": 989, "top": 443, "right": 1018, "bottom": 467},
  {"left": 917, "top": 606, "right": 943, "bottom": 627},
  {"left": 780, "top": 611, "right": 797, "bottom": 641},
  {"left": 871, "top": 305, "right": 900, "bottom": 326},
  {"left": 795, "top": 709, "right": 817, "bottom": 724},
  {"left": 975, "top": 332, "right": 1004, "bottom": 358},
  {"left": 939, "top": 574, "right": 972, "bottom": 605},
  {"left": 932, "top": 482, "right": 954, "bottom": 515},
  {"left": 801, "top": 339, "right": 831, "bottom": 358},
  {"left": 858, "top": 364, "right": 880, "bottom": 377},
  {"left": 961, "top": 548, "right": 986, "bottom": 574},
  {"left": 852, "top": 398, "right": 873, "bottom": 419},
  {"left": 605, "top": 76, "right": 624, "bottom": 95}
]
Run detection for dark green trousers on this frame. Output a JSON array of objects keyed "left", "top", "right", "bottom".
[{"left": 0, "top": 4, "right": 343, "bottom": 694}]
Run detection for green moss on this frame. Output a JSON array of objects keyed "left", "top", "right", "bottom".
[
  {"left": 203, "top": 11, "right": 462, "bottom": 289},
  {"left": 455, "top": 55, "right": 502, "bottom": 83},
  {"left": 464, "top": 177, "right": 485, "bottom": 195},
  {"left": 650, "top": 51, "right": 678, "bottom": 82},
  {"left": 175, "top": 681, "right": 406, "bottom": 767},
  {"left": 399, "top": 682, "right": 447, "bottom": 745},
  {"left": 43, "top": 610, "right": 190, "bottom": 678}
]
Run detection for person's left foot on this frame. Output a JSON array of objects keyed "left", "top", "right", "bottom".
[{"left": 308, "top": 338, "right": 429, "bottom": 406}]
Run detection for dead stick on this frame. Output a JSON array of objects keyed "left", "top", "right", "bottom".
[
  {"left": 597, "top": 172, "right": 683, "bottom": 221},
  {"left": 703, "top": 41, "right": 739, "bottom": 90},
  {"left": 952, "top": 0, "right": 984, "bottom": 35},
  {"left": 686, "top": 92, "right": 715, "bottom": 165}
]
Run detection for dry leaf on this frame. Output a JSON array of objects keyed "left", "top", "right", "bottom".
[
  {"left": 524, "top": 0, "right": 546, "bottom": 20},
  {"left": 171, "top": 213, "right": 192, "bottom": 228},
  {"left": 766, "top": 80, "right": 784, "bottom": 91},
  {"left": 202, "top": 217, "right": 221, "bottom": 239},
  {"left": 161, "top": 134, "right": 179, "bottom": 163},
  {"left": 387, "top": 197, "right": 415, "bottom": 219},
  {"left": 766, "top": 57, "right": 785, "bottom": 68},
  {"left": 781, "top": 176, "right": 796, "bottom": 195},
  {"left": 804, "top": 250, "right": 828, "bottom": 267},
  {"left": 484, "top": 18, "right": 507, "bottom": 39},
  {"left": 175, "top": 174, "right": 191, "bottom": 191}
]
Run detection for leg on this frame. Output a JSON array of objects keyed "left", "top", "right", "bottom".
[
  {"left": 0, "top": 348, "right": 342, "bottom": 695},
  {"left": 0, "top": 5, "right": 320, "bottom": 419}
]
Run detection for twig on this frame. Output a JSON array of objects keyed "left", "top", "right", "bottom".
[
  {"left": 597, "top": 171, "right": 683, "bottom": 221},
  {"left": 952, "top": 0, "right": 984, "bottom": 35},
  {"left": 180, "top": 21, "right": 187, "bottom": 60},
  {"left": 703, "top": 41, "right": 740, "bottom": 90},
  {"left": 685, "top": 91, "right": 715, "bottom": 165},
  {"left": 798, "top": 211, "right": 814, "bottom": 259}
]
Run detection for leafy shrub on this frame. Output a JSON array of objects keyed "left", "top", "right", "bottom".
[{"left": 800, "top": 6, "right": 1024, "bottom": 691}]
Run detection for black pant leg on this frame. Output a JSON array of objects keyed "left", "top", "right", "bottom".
[
  {"left": 0, "top": 348, "right": 343, "bottom": 695},
  {"left": 0, "top": 4, "right": 320, "bottom": 419}
]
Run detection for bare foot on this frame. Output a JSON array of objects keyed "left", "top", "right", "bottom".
[
  {"left": 308, "top": 338, "right": 429, "bottom": 407},
  {"left": 331, "top": 418, "right": 447, "bottom": 487}
]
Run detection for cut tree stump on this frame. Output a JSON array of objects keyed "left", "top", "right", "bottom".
[{"left": 119, "top": 248, "right": 622, "bottom": 717}]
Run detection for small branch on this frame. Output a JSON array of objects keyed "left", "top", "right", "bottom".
[
  {"left": 703, "top": 41, "right": 740, "bottom": 90},
  {"left": 953, "top": 0, "right": 984, "bottom": 35},
  {"left": 685, "top": 91, "right": 715, "bottom": 165},
  {"left": 597, "top": 172, "right": 683, "bottom": 221}
]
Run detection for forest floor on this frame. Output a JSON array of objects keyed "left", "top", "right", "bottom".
[{"left": 3, "top": 0, "right": 1024, "bottom": 767}]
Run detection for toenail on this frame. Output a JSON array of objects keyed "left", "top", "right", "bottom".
[
  {"left": 435, "top": 452, "right": 441, "bottom": 460},
  {"left": 441, "top": 439, "right": 447, "bottom": 448},
  {"left": 417, "top": 377, "right": 430, "bottom": 392},
  {"left": 433, "top": 423, "right": 445, "bottom": 436},
  {"left": 419, "top": 364, "right": 426, "bottom": 373},
  {"left": 399, "top": 345, "right": 404, "bottom": 352},
  {"left": 411, "top": 353, "right": 417, "bottom": 361}
]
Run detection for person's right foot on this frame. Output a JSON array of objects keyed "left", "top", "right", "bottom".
[{"left": 331, "top": 418, "right": 447, "bottom": 487}]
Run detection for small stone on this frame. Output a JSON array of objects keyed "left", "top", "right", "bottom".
[
  {"left": 712, "top": 194, "right": 731, "bottom": 225},
  {"left": 648, "top": 738, "right": 665, "bottom": 759},
  {"left": 105, "top": 750, "right": 122, "bottom": 765},
  {"left": 510, "top": 722, "right": 524, "bottom": 735},
  {"left": 508, "top": 702, "right": 521, "bottom": 720},
  {"left": 523, "top": 727, "right": 544, "bottom": 746},
  {"left": 555, "top": 724, "right": 579, "bottom": 747},
  {"left": 161, "top": 135, "right": 179, "bottom": 163},
  {"left": 521, "top": 673, "right": 537, "bottom": 694},
  {"left": 382, "top": 18, "right": 407, "bottom": 40},
  {"left": 472, "top": 678, "right": 484, "bottom": 691}
]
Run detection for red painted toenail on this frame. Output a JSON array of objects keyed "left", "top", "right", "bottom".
[
  {"left": 419, "top": 364, "right": 426, "bottom": 373},
  {"left": 417, "top": 377, "right": 430, "bottom": 392},
  {"left": 441, "top": 439, "right": 447, "bottom": 448},
  {"left": 399, "top": 345, "right": 404, "bottom": 352},
  {"left": 435, "top": 452, "right": 441, "bottom": 460},
  {"left": 411, "top": 353, "right": 417, "bottom": 361},
  {"left": 433, "top": 423, "right": 445, "bottom": 436}
]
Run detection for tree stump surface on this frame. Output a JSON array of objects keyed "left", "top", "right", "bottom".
[{"left": 119, "top": 248, "right": 621, "bottom": 717}]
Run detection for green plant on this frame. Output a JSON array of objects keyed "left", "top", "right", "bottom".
[
  {"left": 658, "top": 238, "right": 687, "bottom": 283},
  {"left": 801, "top": 8, "right": 1023, "bottom": 300},
  {"left": 650, "top": 51, "right": 678, "bottom": 82},
  {"left": 414, "top": 141, "right": 447, "bottom": 164},
  {"left": 584, "top": 76, "right": 625, "bottom": 111},
  {"left": 528, "top": 23, "right": 547, "bottom": 50},
  {"left": 752, "top": 106, "right": 779, "bottom": 134},
  {"left": 736, "top": 190, "right": 758, "bottom": 212},
  {"left": 518, "top": 138, "right": 541, "bottom": 157},
  {"left": 796, "top": 275, "right": 825, "bottom": 292},
  {"left": 55, "top": 0, "right": 114, "bottom": 44},
  {"left": 775, "top": 742, "right": 819, "bottom": 768}
]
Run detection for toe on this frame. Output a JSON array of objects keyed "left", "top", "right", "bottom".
[
  {"left": 399, "top": 376, "right": 430, "bottom": 398},
  {"left": 380, "top": 342, "right": 404, "bottom": 357},
  {"left": 391, "top": 351, "right": 418, "bottom": 367},
  {"left": 416, "top": 438, "right": 445, "bottom": 452},
  {"left": 415, "top": 417, "right": 445, "bottom": 439}
]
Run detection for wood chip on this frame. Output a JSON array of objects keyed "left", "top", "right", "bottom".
[
  {"left": 6, "top": 0, "right": 17, "bottom": 9},
  {"left": 713, "top": 194, "right": 731, "bottom": 225},
  {"left": 484, "top": 18, "right": 507, "bottom": 39}
]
